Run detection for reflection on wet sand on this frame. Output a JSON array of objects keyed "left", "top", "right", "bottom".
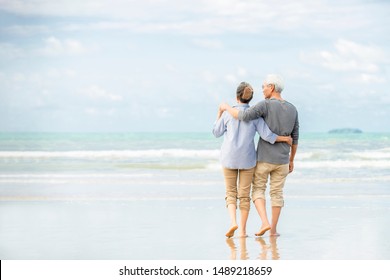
[
  {"left": 226, "top": 237, "right": 249, "bottom": 260},
  {"left": 226, "top": 236, "right": 280, "bottom": 260},
  {"left": 256, "top": 236, "right": 280, "bottom": 260}
]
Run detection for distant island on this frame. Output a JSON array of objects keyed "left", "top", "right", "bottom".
[{"left": 328, "top": 128, "right": 363, "bottom": 134}]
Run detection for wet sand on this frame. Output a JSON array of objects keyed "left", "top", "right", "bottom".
[{"left": 0, "top": 181, "right": 389, "bottom": 260}]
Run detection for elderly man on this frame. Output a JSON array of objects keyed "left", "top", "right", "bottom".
[{"left": 220, "top": 74, "right": 299, "bottom": 236}]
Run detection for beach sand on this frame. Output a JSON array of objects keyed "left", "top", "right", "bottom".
[{"left": 0, "top": 180, "right": 389, "bottom": 260}]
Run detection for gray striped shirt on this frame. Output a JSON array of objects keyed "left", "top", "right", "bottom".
[{"left": 238, "top": 98, "right": 299, "bottom": 164}]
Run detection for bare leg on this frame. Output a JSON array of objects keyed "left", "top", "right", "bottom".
[
  {"left": 254, "top": 198, "right": 271, "bottom": 236},
  {"left": 238, "top": 209, "right": 249, "bottom": 237},
  {"left": 270, "top": 206, "right": 281, "bottom": 236},
  {"left": 226, "top": 204, "right": 238, "bottom": 238}
]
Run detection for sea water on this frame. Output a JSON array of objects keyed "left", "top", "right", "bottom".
[
  {"left": 0, "top": 132, "right": 389, "bottom": 259},
  {"left": 1, "top": 132, "right": 389, "bottom": 184}
]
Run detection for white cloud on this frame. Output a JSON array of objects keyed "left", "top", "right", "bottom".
[
  {"left": 301, "top": 39, "right": 388, "bottom": 84},
  {"left": 334, "top": 39, "right": 383, "bottom": 60},
  {"left": 45, "top": 68, "right": 77, "bottom": 79},
  {"left": 0, "top": 0, "right": 196, "bottom": 19},
  {"left": 12, "top": 73, "right": 26, "bottom": 82},
  {"left": 164, "top": 64, "right": 177, "bottom": 72},
  {"left": 156, "top": 107, "right": 172, "bottom": 118},
  {"left": 0, "top": 38, "right": 87, "bottom": 60},
  {"left": 85, "top": 108, "right": 98, "bottom": 115},
  {"left": 2, "top": 0, "right": 378, "bottom": 35},
  {"left": 302, "top": 39, "right": 386, "bottom": 73},
  {"left": 224, "top": 74, "right": 237, "bottom": 85},
  {"left": 2, "top": 24, "right": 50, "bottom": 36},
  {"left": 0, "top": 43, "right": 24, "bottom": 59},
  {"left": 201, "top": 70, "right": 217, "bottom": 83},
  {"left": 39, "top": 36, "right": 86, "bottom": 56},
  {"left": 80, "top": 85, "right": 122, "bottom": 101},
  {"left": 84, "top": 107, "right": 117, "bottom": 117},
  {"left": 64, "top": 39, "right": 85, "bottom": 54},
  {"left": 349, "top": 73, "right": 386, "bottom": 84},
  {"left": 42, "top": 37, "right": 62, "bottom": 55},
  {"left": 224, "top": 67, "right": 248, "bottom": 85},
  {"left": 192, "top": 38, "right": 223, "bottom": 49},
  {"left": 237, "top": 67, "right": 247, "bottom": 77}
]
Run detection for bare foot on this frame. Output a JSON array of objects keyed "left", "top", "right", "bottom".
[
  {"left": 270, "top": 232, "right": 280, "bottom": 237},
  {"left": 255, "top": 226, "right": 271, "bottom": 236},
  {"left": 225, "top": 225, "right": 238, "bottom": 238},
  {"left": 237, "top": 232, "right": 248, "bottom": 238}
]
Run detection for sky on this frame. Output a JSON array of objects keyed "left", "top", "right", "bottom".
[{"left": 0, "top": 0, "right": 389, "bottom": 133}]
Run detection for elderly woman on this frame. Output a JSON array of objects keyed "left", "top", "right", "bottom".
[{"left": 213, "top": 82, "right": 291, "bottom": 238}]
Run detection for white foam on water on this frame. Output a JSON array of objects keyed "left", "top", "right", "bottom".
[{"left": 0, "top": 149, "right": 221, "bottom": 159}]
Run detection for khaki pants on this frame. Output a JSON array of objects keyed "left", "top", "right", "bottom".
[
  {"left": 252, "top": 162, "right": 289, "bottom": 207},
  {"left": 222, "top": 167, "right": 255, "bottom": 211}
]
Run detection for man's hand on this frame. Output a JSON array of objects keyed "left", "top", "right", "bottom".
[
  {"left": 219, "top": 103, "right": 239, "bottom": 119},
  {"left": 216, "top": 107, "right": 223, "bottom": 120},
  {"left": 287, "top": 136, "right": 293, "bottom": 147},
  {"left": 289, "top": 160, "right": 294, "bottom": 173},
  {"left": 289, "top": 144, "right": 297, "bottom": 173}
]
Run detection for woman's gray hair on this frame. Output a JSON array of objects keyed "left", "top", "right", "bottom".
[
  {"left": 236, "top": 82, "right": 253, "bottom": 103},
  {"left": 265, "top": 74, "right": 284, "bottom": 93}
]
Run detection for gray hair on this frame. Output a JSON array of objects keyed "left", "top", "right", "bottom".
[{"left": 265, "top": 74, "right": 284, "bottom": 93}]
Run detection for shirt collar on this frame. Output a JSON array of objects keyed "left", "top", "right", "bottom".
[{"left": 233, "top": 104, "right": 250, "bottom": 108}]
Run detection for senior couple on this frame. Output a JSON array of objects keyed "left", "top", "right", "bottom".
[{"left": 213, "top": 74, "right": 299, "bottom": 238}]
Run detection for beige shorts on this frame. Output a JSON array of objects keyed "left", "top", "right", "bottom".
[
  {"left": 252, "top": 162, "right": 290, "bottom": 207},
  {"left": 222, "top": 167, "right": 255, "bottom": 211}
]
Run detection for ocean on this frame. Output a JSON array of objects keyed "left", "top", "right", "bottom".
[
  {"left": 0, "top": 132, "right": 389, "bottom": 259},
  {"left": 1, "top": 132, "right": 389, "bottom": 183}
]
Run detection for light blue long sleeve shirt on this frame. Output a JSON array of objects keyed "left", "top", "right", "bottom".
[{"left": 212, "top": 104, "right": 278, "bottom": 169}]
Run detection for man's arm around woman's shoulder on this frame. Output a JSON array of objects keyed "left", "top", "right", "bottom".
[{"left": 220, "top": 101, "right": 266, "bottom": 121}]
